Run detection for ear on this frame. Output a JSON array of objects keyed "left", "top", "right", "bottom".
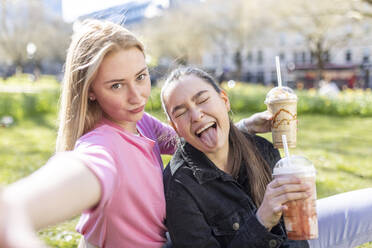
[
  {"left": 219, "top": 90, "right": 231, "bottom": 112},
  {"left": 88, "top": 90, "right": 96, "bottom": 101}
]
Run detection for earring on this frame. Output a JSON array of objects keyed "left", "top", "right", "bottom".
[{"left": 89, "top": 96, "right": 95, "bottom": 101}]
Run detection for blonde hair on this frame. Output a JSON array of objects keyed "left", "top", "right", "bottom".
[{"left": 56, "top": 19, "right": 145, "bottom": 152}]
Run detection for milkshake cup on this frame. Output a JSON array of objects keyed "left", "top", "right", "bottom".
[
  {"left": 265, "top": 86, "right": 297, "bottom": 149},
  {"left": 273, "top": 155, "right": 318, "bottom": 240}
]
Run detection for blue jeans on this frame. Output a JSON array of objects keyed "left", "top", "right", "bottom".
[
  {"left": 162, "top": 232, "right": 172, "bottom": 248},
  {"left": 308, "top": 188, "right": 372, "bottom": 248}
]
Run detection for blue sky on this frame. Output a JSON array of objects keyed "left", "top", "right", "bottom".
[{"left": 62, "top": 0, "right": 132, "bottom": 22}]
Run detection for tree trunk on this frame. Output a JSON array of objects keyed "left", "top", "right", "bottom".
[{"left": 315, "top": 41, "right": 325, "bottom": 88}]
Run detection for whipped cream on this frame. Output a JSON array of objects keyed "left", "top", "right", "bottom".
[
  {"left": 273, "top": 155, "right": 315, "bottom": 176},
  {"left": 265, "top": 86, "right": 297, "bottom": 104}
]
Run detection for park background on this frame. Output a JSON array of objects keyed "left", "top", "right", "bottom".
[{"left": 1, "top": 0, "right": 372, "bottom": 247}]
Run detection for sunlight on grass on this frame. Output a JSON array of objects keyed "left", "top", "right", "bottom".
[
  {"left": 233, "top": 113, "right": 372, "bottom": 199},
  {"left": 1, "top": 111, "right": 371, "bottom": 247}
]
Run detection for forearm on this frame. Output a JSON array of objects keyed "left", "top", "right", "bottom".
[
  {"left": 236, "top": 111, "right": 272, "bottom": 134},
  {"left": 235, "top": 118, "right": 252, "bottom": 133},
  {"left": 3, "top": 154, "right": 101, "bottom": 230}
]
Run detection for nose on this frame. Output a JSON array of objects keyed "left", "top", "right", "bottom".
[
  {"left": 190, "top": 106, "right": 204, "bottom": 122},
  {"left": 127, "top": 83, "right": 141, "bottom": 104}
]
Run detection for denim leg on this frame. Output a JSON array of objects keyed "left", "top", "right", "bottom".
[
  {"left": 162, "top": 232, "right": 172, "bottom": 248},
  {"left": 308, "top": 188, "right": 372, "bottom": 248}
]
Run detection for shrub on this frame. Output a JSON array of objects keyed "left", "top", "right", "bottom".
[
  {"left": 146, "top": 83, "right": 372, "bottom": 117},
  {"left": 0, "top": 90, "right": 59, "bottom": 122}
]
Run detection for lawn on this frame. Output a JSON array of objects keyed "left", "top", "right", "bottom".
[{"left": 1, "top": 97, "right": 371, "bottom": 246}]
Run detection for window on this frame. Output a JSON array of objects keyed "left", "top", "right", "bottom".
[
  {"left": 302, "top": 51, "right": 306, "bottom": 64},
  {"left": 363, "top": 48, "right": 370, "bottom": 63},
  {"left": 279, "top": 33, "right": 286, "bottom": 46},
  {"left": 324, "top": 51, "right": 330, "bottom": 63},
  {"left": 293, "top": 52, "right": 298, "bottom": 63},
  {"left": 310, "top": 51, "right": 315, "bottom": 64},
  {"left": 247, "top": 51, "right": 253, "bottom": 63},
  {"left": 345, "top": 50, "right": 352, "bottom": 63},
  {"left": 271, "top": 70, "right": 277, "bottom": 84},
  {"left": 257, "top": 50, "right": 263, "bottom": 64},
  {"left": 257, "top": 71, "right": 265, "bottom": 83}
]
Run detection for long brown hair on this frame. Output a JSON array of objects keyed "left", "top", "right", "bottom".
[{"left": 161, "top": 67, "right": 271, "bottom": 206}]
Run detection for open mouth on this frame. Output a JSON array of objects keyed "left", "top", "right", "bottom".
[{"left": 195, "top": 122, "right": 217, "bottom": 137}]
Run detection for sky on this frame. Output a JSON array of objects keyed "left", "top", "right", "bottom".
[{"left": 62, "top": 0, "right": 132, "bottom": 22}]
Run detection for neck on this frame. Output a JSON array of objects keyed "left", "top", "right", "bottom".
[
  {"left": 205, "top": 142, "right": 230, "bottom": 174},
  {"left": 104, "top": 115, "right": 138, "bottom": 135}
]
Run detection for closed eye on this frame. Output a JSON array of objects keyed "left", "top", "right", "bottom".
[
  {"left": 197, "top": 97, "right": 209, "bottom": 104},
  {"left": 174, "top": 109, "right": 187, "bottom": 118}
]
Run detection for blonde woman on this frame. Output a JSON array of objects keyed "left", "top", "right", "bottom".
[{"left": 0, "top": 20, "right": 270, "bottom": 248}]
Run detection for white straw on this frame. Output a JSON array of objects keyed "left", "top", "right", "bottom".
[
  {"left": 282, "top": 134, "right": 290, "bottom": 158},
  {"left": 275, "top": 56, "right": 282, "bottom": 88}
]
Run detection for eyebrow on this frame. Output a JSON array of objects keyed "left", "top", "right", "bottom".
[
  {"left": 171, "top": 90, "right": 208, "bottom": 115},
  {"left": 103, "top": 67, "right": 148, "bottom": 84}
]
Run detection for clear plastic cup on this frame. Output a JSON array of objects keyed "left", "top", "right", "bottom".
[
  {"left": 273, "top": 155, "right": 318, "bottom": 240},
  {"left": 265, "top": 86, "right": 297, "bottom": 149}
]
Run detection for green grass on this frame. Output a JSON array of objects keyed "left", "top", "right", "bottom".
[
  {"left": 232, "top": 113, "right": 372, "bottom": 199},
  {"left": 1, "top": 111, "right": 371, "bottom": 247}
]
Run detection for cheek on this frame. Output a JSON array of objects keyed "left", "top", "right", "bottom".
[
  {"left": 174, "top": 119, "right": 189, "bottom": 137},
  {"left": 142, "top": 80, "right": 151, "bottom": 98},
  {"left": 98, "top": 95, "right": 123, "bottom": 110}
]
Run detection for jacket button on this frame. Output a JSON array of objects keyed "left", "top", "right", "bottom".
[
  {"left": 232, "top": 222, "right": 240, "bottom": 231},
  {"left": 269, "top": 239, "right": 277, "bottom": 248}
]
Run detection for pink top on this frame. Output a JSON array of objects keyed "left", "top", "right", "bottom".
[{"left": 73, "top": 113, "right": 176, "bottom": 248}]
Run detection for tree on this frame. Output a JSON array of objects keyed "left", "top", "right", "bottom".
[
  {"left": 201, "top": 0, "right": 272, "bottom": 80},
  {"left": 275, "top": 0, "right": 363, "bottom": 82},
  {"left": 0, "top": 0, "right": 71, "bottom": 74},
  {"left": 352, "top": 0, "right": 372, "bottom": 19},
  {"left": 139, "top": 0, "right": 269, "bottom": 80},
  {"left": 139, "top": 1, "right": 209, "bottom": 67}
]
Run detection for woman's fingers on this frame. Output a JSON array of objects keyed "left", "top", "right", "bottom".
[
  {"left": 268, "top": 178, "right": 311, "bottom": 203},
  {"left": 269, "top": 177, "right": 301, "bottom": 189},
  {"left": 272, "top": 205, "right": 284, "bottom": 215},
  {"left": 0, "top": 189, "right": 48, "bottom": 248},
  {"left": 258, "top": 177, "right": 313, "bottom": 230},
  {"left": 276, "top": 191, "right": 311, "bottom": 205}
]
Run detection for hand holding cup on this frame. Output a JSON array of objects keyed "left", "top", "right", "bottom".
[{"left": 256, "top": 176, "right": 311, "bottom": 231}]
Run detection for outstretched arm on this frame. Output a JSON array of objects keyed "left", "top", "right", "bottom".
[{"left": 0, "top": 154, "right": 101, "bottom": 247}]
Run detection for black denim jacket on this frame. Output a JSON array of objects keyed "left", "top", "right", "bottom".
[{"left": 163, "top": 133, "right": 309, "bottom": 248}]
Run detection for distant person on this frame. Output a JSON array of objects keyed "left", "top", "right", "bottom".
[{"left": 318, "top": 76, "right": 339, "bottom": 98}]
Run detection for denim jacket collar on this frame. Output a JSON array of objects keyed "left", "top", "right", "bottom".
[{"left": 170, "top": 140, "right": 237, "bottom": 184}]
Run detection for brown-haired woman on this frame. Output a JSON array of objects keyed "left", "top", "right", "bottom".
[{"left": 160, "top": 67, "right": 372, "bottom": 248}]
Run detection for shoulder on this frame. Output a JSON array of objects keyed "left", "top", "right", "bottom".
[
  {"left": 138, "top": 112, "right": 161, "bottom": 126},
  {"left": 75, "top": 124, "right": 121, "bottom": 152},
  {"left": 247, "top": 133, "right": 275, "bottom": 150},
  {"left": 163, "top": 148, "right": 186, "bottom": 184},
  {"left": 138, "top": 112, "right": 170, "bottom": 137},
  {"left": 163, "top": 147, "right": 194, "bottom": 195}
]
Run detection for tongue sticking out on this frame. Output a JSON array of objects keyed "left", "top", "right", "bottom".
[{"left": 199, "top": 126, "right": 217, "bottom": 148}]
